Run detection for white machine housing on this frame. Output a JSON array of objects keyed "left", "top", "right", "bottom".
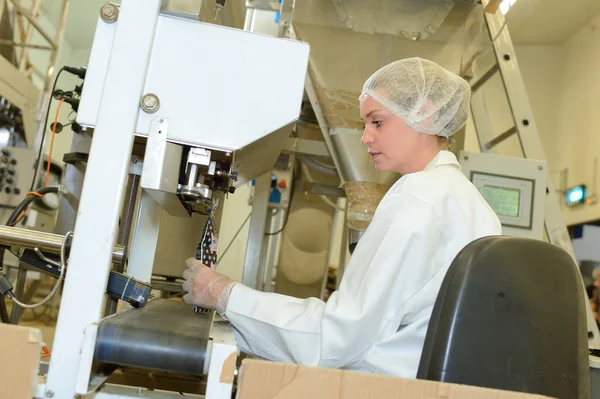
[
  {"left": 459, "top": 151, "right": 547, "bottom": 240},
  {"left": 41, "top": 2, "right": 311, "bottom": 398},
  {"left": 77, "top": 13, "right": 310, "bottom": 188}
]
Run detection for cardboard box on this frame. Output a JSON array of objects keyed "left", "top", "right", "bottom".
[
  {"left": 0, "top": 324, "right": 42, "bottom": 399},
  {"left": 236, "top": 359, "right": 554, "bottom": 399}
]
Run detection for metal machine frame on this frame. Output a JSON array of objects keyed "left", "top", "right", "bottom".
[{"left": 35, "top": 1, "right": 309, "bottom": 398}]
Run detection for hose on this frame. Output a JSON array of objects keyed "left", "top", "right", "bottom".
[
  {"left": 8, "top": 231, "right": 71, "bottom": 309},
  {"left": 6, "top": 186, "right": 60, "bottom": 226},
  {"left": 0, "top": 186, "right": 62, "bottom": 318},
  {"left": 298, "top": 155, "right": 338, "bottom": 176}
]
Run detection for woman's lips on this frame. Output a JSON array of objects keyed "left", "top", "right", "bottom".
[{"left": 369, "top": 152, "right": 381, "bottom": 161}]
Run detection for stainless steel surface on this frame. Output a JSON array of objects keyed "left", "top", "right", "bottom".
[
  {"left": 232, "top": 122, "right": 295, "bottom": 188},
  {"left": 141, "top": 118, "right": 187, "bottom": 217},
  {"left": 246, "top": 0, "right": 279, "bottom": 11},
  {"left": 118, "top": 174, "right": 141, "bottom": 248},
  {"left": 0, "top": 225, "right": 126, "bottom": 264},
  {"left": 160, "top": 0, "right": 203, "bottom": 20},
  {"left": 188, "top": 148, "right": 211, "bottom": 166},
  {"left": 10, "top": 265, "right": 27, "bottom": 323},
  {"left": 330, "top": 128, "right": 399, "bottom": 186},
  {"left": 95, "top": 299, "right": 213, "bottom": 375},
  {"left": 187, "top": 164, "right": 198, "bottom": 187},
  {"left": 105, "top": 172, "right": 141, "bottom": 316},
  {"left": 289, "top": 1, "right": 483, "bottom": 188},
  {"left": 100, "top": 3, "right": 119, "bottom": 23},
  {"left": 285, "top": 137, "right": 330, "bottom": 157},
  {"left": 293, "top": 180, "right": 345, "bottom": 197},
  {"left": 54, "top": 131, "right": 91, "bottom": 235},
  {"left": 242, "top": 172, "right": 270, "bottom": 289}
]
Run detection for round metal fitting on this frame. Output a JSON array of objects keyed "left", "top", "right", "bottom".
[
  {"left": 100, "top": 3, "right": 119, "bottom": 23},
  {"left": 140, "top": 94, "right": 160, "bottom": 114},
  {"left": 46, "top": 390, "right": 55, "bottom": 398}
]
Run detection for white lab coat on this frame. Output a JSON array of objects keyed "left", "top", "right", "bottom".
[{"left": 224, "top": 150, "right": 502, "bottom": 378}]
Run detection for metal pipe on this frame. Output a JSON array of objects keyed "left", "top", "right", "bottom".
[
  {"left": 10, "top": 265, "right": 27, "bottom": 323},
  {"left": 0, "top": 39, "right": 52, "bottom": 50},
  {"left": 298, "top": 155, "right": 338, "bottom": 176},
  {"left": 0, "top": 225, "right": 126, "bottom": 265},
  {"left": 6, "top": 0, "right": 57, "bottom": 48},
  {"left": 105, "top": 173, "right": 140, "bottom": 315}
]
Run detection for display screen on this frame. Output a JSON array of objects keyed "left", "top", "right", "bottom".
[{"left": 482, "top": 185, "right": 521, "bottom": 218}]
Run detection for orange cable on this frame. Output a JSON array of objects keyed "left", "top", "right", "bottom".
[
  {"left": 26, "top": 191, "right": 44, "bottom": 198},
  {"left": 41, "top": 345, "right": 51, "bottom": 358},
  {"left": 11, "top": 209, "right": 29, "bottom": 226},
  {"left": 45, "top": 99, "right": 64, "bottom": 187}
]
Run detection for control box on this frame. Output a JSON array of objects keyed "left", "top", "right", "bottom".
[{"left": 459, "top": 151, "right": 547, "bottom": 240}]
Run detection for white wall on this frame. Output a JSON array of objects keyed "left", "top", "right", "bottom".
[
  {"left": 19, "top": 10, "right": 91, "bottom": 171},
  {"left": 573, "top": 225, "right": 600, "bottom": 263},
  {"left": 554, "top": 12, "right": 600, "bottom": 226}
]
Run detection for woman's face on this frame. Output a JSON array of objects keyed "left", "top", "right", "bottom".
[{"left": 360, "top": 95, "right": 431, "bottom": 174}]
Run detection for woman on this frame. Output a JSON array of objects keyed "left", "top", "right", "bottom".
[{"left": 182, "top": 57, "right": 502, "bottom": 378}]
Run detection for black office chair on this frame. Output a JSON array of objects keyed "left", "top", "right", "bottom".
[{"left": 417, "top": 236, "right": 590, "bottom": 399}]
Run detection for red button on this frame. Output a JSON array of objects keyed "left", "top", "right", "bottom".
[{"left": 278, "top": 180, "right": 286, "bottom": 188}]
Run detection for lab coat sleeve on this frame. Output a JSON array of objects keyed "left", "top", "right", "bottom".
[{"left": 224, "top": 192, "right": 443, "bottom": 368}]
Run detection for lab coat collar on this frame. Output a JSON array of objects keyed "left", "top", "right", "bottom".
[{"left": 423, "top": 150, "right": 461, "bottom": 172}]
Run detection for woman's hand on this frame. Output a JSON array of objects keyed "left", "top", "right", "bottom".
[{"left": 182, "top": 258, "right": 237, "bottom": 314}]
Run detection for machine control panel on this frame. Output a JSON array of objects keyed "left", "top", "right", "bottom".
[{"left": 459, "top": 151, "right": 548, "bottom": 240}]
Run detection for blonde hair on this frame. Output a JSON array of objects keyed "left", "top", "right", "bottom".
[{"left": 437, "top": 135, "right": 455, "bottom": 151}]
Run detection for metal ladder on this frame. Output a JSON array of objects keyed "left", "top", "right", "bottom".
[{"left": 471, "top": 0, "right": 600, "bottom": 350}]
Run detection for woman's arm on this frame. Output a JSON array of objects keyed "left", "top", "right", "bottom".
[{"left": 224, "top": 193, "right": 444, "bottom": 368}]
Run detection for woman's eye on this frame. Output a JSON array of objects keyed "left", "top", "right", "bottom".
[{"left": 373, "top": 120, "right": 382, "bottom": 128}]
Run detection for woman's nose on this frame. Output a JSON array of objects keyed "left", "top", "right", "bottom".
[{"left": 361, "top": 127, "right": 372, "bottom": 146}]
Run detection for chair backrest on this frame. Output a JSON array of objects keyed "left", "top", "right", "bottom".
[{"left": 417, "top": 236, "right": 590, "bottom": 398}]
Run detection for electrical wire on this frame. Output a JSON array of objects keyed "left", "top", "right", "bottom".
[
  {"left": 8, "top": 231, "right": 71, "bottom": 309},
  {"left": 45, "top": 98, "right": 64, "bottom": 187},
  {"left": 6, "top": 186, "right": 60, "bottom": 227},
  {"left": 30, "top": 67, "right": 65, "bottom": 191},
  {"left": 265, "top": 177, "right": 296, "bottom": 236},
  {"left": 215, "top": 212, "right": 252, "bottom": 266}
]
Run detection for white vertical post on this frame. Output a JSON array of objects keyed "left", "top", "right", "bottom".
[
  {"left": 127, "top": 191, "right": 162, "bottom": 283},
  {"left": 45, "top": 1, "right": 161, "bottom": 397},
  {"left": 242, "top": 173, "right": 270, "bottom": 289}
]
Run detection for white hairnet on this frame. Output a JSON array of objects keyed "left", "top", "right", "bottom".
[{"left": 360, "top": 57, "right": 471, "bottom": 138}]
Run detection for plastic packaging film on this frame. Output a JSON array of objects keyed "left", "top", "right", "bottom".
[{"left": 344, "top": 181, "right": 390, "bottom": 231}]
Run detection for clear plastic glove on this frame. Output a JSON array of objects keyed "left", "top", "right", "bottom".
[{"left": 182, "top": 258, "right": 237, "bottom": 314}]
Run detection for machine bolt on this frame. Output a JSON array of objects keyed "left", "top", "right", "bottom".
[
  {"left": 538, "top": 166, "right": 543, "bottom": 171},
  {"left": 46, "top": 390, "right": 54, "bottom": 398},
  {"left": 141, "top": 94, "right": 160, "bottom": 114},
  {"left": 100, "top": 3, "right": 119, "bottom": 23}
]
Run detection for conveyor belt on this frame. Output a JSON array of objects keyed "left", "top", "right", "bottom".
[{"left": 94, "top": 299, "right": 213, "bottom": 376}]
